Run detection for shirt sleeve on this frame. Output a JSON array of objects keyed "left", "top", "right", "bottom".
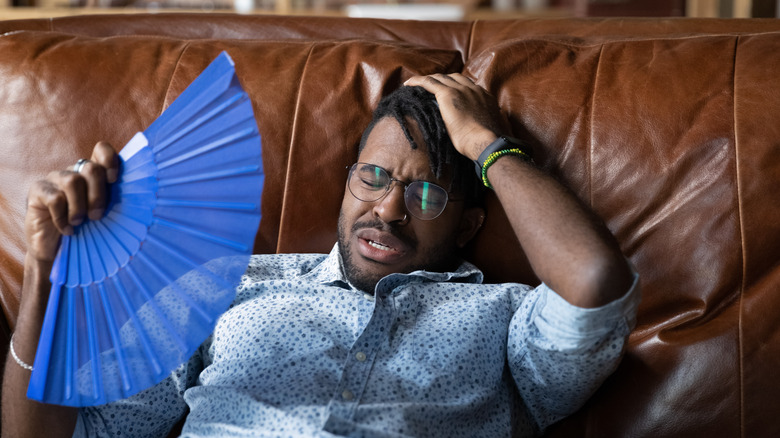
[
  {"left": 71, "top": 342, "right": 207, "bottom": 438},
  {"left": 507, "top": 269, "right": 640, "bottom": 433}
]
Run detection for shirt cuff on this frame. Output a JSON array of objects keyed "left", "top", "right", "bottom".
[{"left": 534, "top": 267, "right": 640, "bottom": 349}]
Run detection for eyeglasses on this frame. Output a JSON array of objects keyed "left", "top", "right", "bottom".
[{"left": 347, "top": 162, "right": 458, "bottom": 221}]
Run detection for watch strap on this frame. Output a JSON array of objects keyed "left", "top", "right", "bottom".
[{"left": 473, "top": 136, "right": 531, "bottom": 178}]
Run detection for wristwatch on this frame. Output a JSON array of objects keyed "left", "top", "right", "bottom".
[{"left": 473, "top": 135, "right": 532, "bottom": 178}]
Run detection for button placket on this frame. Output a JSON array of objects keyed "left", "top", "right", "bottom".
[{"left": 327, "top": 292, "right": 394, "bottom": 421}]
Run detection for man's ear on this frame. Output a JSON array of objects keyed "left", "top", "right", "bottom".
[{"left": 455, "top": 206, "right": 486, "bottom": 248}]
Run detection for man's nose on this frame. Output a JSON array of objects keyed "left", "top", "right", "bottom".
[{"left": 373, "top": 183, "right": 408, "bottom": 224}]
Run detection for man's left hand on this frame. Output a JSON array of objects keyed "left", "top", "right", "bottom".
[{"left": 404, "top": 73, "right": 508, "bottom": 161}]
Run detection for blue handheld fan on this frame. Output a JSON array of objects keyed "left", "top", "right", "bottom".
[{"left": 27, "top": 52, "right": 264, "bottom": 407}]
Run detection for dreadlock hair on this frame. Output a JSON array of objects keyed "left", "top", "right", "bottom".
[{"left": 358, "top": 86, "right": 485, "bottom": 208}]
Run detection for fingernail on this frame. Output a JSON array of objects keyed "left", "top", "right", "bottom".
[
  {"left": 89, "top": 209, "right": 103, "bottom": 221},
  {"left": 71, "top": 216, "right": 83, "bottom": 226},
  {"left": 63, "top": 225, "right": 74, "bottom": 236},
  {"left": 107, "top": 168, "right": 118, "bottom": 184}
]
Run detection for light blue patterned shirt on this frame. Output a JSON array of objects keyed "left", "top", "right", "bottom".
[{"left": 74, "top": 244, "right": 639, "bottom": 438}]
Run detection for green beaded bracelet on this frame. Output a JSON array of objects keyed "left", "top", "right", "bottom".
[{"left": 480, "top": 148, "right": 530, "bottom": 189}]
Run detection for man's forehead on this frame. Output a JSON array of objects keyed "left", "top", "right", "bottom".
[{"left": 358, "top": 119, "right": 442, "bottom": 180}]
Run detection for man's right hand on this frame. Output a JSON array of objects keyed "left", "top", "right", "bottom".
[
  {"left": 2, "top": 141, "right": 119, "bottom": 438},
  {"left": 25, "top": 141, "right": 119, "bottom": 264}
]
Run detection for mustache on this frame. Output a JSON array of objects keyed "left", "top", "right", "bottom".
[{"left": 352, "top": 218, "right": 417, "bottom": 249}]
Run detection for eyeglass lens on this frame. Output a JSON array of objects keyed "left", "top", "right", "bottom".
[{"left": 348, "top": 163, "right": 449, "bottom": 220}]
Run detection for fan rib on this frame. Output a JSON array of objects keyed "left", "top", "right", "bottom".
[
  {"left": 153, "top": 217, "right": 249, "bottom": 252},
  {"left": 89, "top": 222, "right": 119, "bottom": 278},
  {"left": 155, "top": 199, "right": 258, "bottom": 211},
  {"left": 154, "top": 92, "right": 246, "bottom": 153},
  {"left": 65, "top": 287, "right": 76, "bottom": 401},
  {"left": 103, "top": 213, "right": 147, "bottom": 251},
  {"left": 26, "top": 281, "right": 64, "bottom": 401},
  {"left": 84, "top": 225, "right": 136, "bottom": 396},
  {"left": 150, "top": 68, "right": 237, "bottom": 148},
  {"left": 135, "top": 252, "right": 214, "bottom": 326},
  {"left": 92, "top": 220, "right": 130, "bottom": 275},
  {"left": 124, "top": 264, "right": 190, "bottom": 354},
  {"left": 145, "top": 234, "right": 234, "bottom": 291},
  {"left": 81, "top": 224, "right": 107, "bottom": 283},
  {"left": 111, "top": 275, "right": 163, "bottom": 376},
  {"left": 157, "top": 164, "right": 260, "bottom": 188},
  {"left": 98, "top": 282, "right": 135, "bottom": 394},
  {"left": 156, "top": 125, "right": 257, "bottom": 171},
  {"left": 81, "top": 286, "right": 105, "bottom": 402},
  {"left": 79, "top": 234, "right": 94, "bottom": 285}
]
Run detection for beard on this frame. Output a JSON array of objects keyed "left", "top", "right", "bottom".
[{"left": 337, "top": 210, "right": 460, "bottom": 294}]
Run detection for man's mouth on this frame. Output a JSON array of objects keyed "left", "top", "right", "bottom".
[
  {"left": 354, "top": 225, "right": 412, "bottom": 264},
  {"left": 367, "top": 239, "right": 393, "bottom": 251}
]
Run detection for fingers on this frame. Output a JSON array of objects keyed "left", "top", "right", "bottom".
[
  {"left": 39, "top": 168, "right": 95, "bottom": 235},
  {"left": 83, "top": 141, "right": 118, "bottom": 220},
  {"left": 28, "top": 142, "right": 116, "bottom": 234},
  {"left": 29, "top": 177, "right": 78, "bottom": 236},
  {"left": 404, "top": 74, "right": 504, "bottom": 160},
  {"left": 404, "top": 73, "right": 478, "bottom": 90},
  {"left": 77, "top": 160, "right": 108, "bottom": 221},
  {"left": 90, "top": 141, "right": 119, "bottom": 184}
]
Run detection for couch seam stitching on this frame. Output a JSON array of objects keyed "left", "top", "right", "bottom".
[
  {"left": 732, "top": 34, "right": 746, "bottom": 438},
  {"left": 160, "top": 42, "right": 191, "bottom": 118},
  {"left": 488, "top": 32, "right": 780, "bottom": 49},
  {"left": 276, "top": 43, "right": 316, "bottom": 253},
  {"left": 588, "top": 44, "right": 605, "bottom": 209},
  {"left": 465, "top": 19, "right": 476, "bottom": 61}
]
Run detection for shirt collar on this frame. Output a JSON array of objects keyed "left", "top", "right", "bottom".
[{"left": 301, "top": 243, "right": 484, "bottom": 289}]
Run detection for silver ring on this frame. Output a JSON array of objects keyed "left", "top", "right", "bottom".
[{"left": 72, "top": 158, "right": 88, "bottom": 173}]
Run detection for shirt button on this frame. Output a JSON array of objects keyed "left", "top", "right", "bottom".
[
  {"left": 355, "top": 352, "right": 367, "bottom": 362},
  {"left": 342, "top": 390, "right": 354, "bottom": 401}
]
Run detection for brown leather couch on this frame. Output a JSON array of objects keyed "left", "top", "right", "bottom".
[{"left": 1, "top": 13, "right": 779, "bottom": 437}]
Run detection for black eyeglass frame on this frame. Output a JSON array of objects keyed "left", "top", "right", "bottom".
[{"left": 346, "top": 162, "right": 461, "bottom": 221}]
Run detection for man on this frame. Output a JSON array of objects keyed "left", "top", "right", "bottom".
[{"left": 2, "top": 74, "right": 638, "bottom": 437}]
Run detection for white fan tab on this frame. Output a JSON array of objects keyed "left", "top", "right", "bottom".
[{"left": 119, "top": 133, "right": 150, "bottom": 161}]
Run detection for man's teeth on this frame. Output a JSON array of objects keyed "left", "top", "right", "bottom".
[{"left": 368, "top": 240, "right": 392, "bottom": 251}]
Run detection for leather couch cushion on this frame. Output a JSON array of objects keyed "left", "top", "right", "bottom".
[{"left": 0, "top": 31, "right": 463, "bottom": 328}]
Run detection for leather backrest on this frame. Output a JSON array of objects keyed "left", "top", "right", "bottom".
[{"left": 0, "top": 31, "right": 464, "bottom": 328}]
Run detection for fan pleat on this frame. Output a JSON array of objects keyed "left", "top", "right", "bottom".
[
  {"left": 157, "top": 124, "right": 256, "bottom": 171},
  {"left": 153, "top": 217, "right": 250, "bottom": 252},
  {"left": 109, "top": 275, "right": 163, "bottom": 376},
  {"left": 155, "top": 93, "right": 246, "bottom": 153},
  {"left": 155, "top": 199, "right": 258, "bottom": 211},
  {"left": 157, "top": 164, "right": 261, "bottom": 187},
  {"left": 82, "top": 286, "right": 103, "bottom": 401},
  {"left": 151, "top": 70, "right": 237, "bottom": 146},
  {"left": 123, "top": 263, "right": 190, "bottom": 355},
  {"left": 145, "top": 234, "right": 233, "bottom": 292},
  {"left": 65, "top": 286, "right": 76, "bottom": 400},
  {"left": 135, "top": 250, "right": 215, "bottom": 325},
  {"left": 96, "top": 282, "right": 133, "bottom": 394}
]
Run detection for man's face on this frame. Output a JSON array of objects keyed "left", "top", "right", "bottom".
[{"left": 337, "top": 117, "right": 480, "bottom": 293}]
